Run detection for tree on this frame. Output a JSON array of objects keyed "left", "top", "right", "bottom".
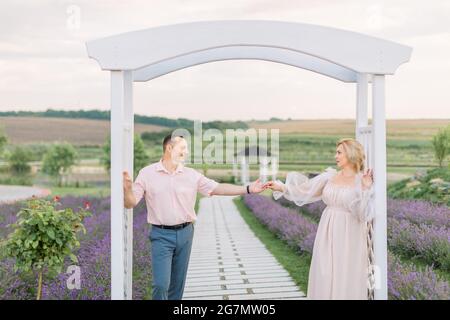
[
  {"left": 42, "top": 143, "right": 77, "bottom": 186},
  {"left": 102, "top": 134, "right": 149, "bottom": 178},
  {"left": 7, "top": 146, "right": 32, "bottom": 175},
  {"left": 431, "top": 125, "right": 450, "bottom": 167},
  {"left": 1, "top": 197, "right": 91, "bottom": 299}
]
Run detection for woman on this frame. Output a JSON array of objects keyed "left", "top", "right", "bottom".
[{"left": 265, "top": 138, "right": 375, "bottom": 300}]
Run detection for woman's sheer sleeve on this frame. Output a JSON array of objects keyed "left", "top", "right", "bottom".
[
  {"left": 272, "top": 167, "right": 337, "bottom": 207},
  {"left": 349, "top": 175, "right": 376, "bottom": 222}
]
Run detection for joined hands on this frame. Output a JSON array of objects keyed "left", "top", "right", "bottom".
[{"left": 249, "top": 180, "right": 284, "bottom": 193}]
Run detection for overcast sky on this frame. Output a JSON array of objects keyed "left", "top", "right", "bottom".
[{"left": 0, "top": 0, "right": 449, "bottom": 121}]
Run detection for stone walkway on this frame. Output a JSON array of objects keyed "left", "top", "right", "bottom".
[{"left": 183, "top": 195, "right": 306, "bottom": 300}]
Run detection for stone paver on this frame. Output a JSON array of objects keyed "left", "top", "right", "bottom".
[{"left": 183, "top": 195, "right": 307, "bottom": 300}]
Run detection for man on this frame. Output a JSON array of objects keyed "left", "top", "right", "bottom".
[{"left": 123, "top": 134, "right": 267, "bottom": 300}]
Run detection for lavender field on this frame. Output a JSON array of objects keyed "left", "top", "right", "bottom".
[
  {"left": 0, "top": 196, "right": 152, "bottom": 300},
  {"left": 243, "top": 194, "right": 450, "bottom": 300},
  {"left": 1, "top": 192, "right": 448, "bottom": 300}
]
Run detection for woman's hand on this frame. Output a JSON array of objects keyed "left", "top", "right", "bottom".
[
  {"left": 362, "top": 169, "right": 374, "bottom": 190},
  {"left": 263, "top": 181, "right": 285, "bottom": 192}
]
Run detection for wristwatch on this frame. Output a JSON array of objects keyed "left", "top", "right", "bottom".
[{"left": 246, "top": 184, "right": 251, "bottom": 194}]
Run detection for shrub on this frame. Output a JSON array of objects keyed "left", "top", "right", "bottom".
[{"left": 1, "top": 197, "right": 91, "bottom": 299}]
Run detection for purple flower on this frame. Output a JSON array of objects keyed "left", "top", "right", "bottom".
[
  {"left": 0, "top": 196, "right": 152, "bottom": 300},
  {"left": 388, "top": 252, "right": 449, "bottom": 300},
  {"left": 243, "top": 194, "right": 317, "bottom": 254},
  {"left": 243, "top": 194, "right": 450, "bottom": 300}
]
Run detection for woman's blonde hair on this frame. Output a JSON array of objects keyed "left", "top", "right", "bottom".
[{"left": 336, "top": 138, "right": 365, "bottom": 172}]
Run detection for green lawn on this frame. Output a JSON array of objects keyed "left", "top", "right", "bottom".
[
  {"left": 233, "top": 196, "right": 312, "bottom": 294},
  {"left": 45, "top": 186, "right": 110, "bottom": 197}
]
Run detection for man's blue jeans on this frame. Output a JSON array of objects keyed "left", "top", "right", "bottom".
[{"left": 150, "top": 223, "right": 194, "bottom": 300}]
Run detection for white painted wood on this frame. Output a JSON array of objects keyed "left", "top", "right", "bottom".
[
  {"left": 110, "top": 71, "right": 125, "bottom": 300},
  {"left": 356, "top": 73, "right": 369, "bottom": 141},
  {"left": 240, "top": 157, "right": 249, "bottom": 185},
  {"left": 86, "top": 20, "right": 412, "bottom": 77},
  {"left": 228, "top": 291, "right": 306, "bottom": 300},
  {"left": 271, "top": 156, "right": 278, "bottom": 181},
  {"left": 232, "top": 160, "right": 238, "bottom": 182},
  {"left": 184, "top": 196, "right": 305, "bottom": 300},
  {"left": 226, "top": 281, "right": 297, "bottom": 290},
  {"left": 122, "top": 70, "right": 134, "bottom": 300},
  {"left": 133, "top": 46, "right": 357, "bottom": 82},
  {"left": 86, "top": 21, "right": 411, "bottom": 301},
  {"left": 358, "top": 125, "right": 373, "bottom": 170},
  {"left": 372, "top": 75, "right": 388, "bottom": 300}
]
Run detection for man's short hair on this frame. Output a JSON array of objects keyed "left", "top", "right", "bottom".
[{"left": 163, "top": 134, "right": 184, "bottom": 152}]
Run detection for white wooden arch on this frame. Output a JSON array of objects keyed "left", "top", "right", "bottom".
[
  {"left": 86, "top": 20, "right": 412, "bottom": 300},
  {"left": 132, "top": 46, "right": 359, "bottom": 82}
]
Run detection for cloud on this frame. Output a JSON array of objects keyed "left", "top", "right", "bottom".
[{"left": 0, "top": 0, "right": 449, "bottom": 120}]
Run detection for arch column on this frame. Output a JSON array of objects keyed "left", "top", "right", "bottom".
[
  {"left": 356, "top": 73, "right": 369, "bottom": 141},
  {"left": 110, "top": 70, "right": 134, "bottom": 300},
  {"left": 372, "top": 75, "right": 388, "bottom": 300},
  {"left": 355, "top": 73, "right": 388, "bottom": 300},
  {"left": 123, "top": 71, "right": 134, "bottom": 300},
  {"left": 86, "top": 20, "right": 412, "bottom": 300}
]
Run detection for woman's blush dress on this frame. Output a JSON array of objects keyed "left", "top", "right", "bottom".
[{"left": 273, "top": 168, "right": 375, "bottom": 300}]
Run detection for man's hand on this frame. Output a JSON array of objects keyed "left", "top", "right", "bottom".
[
  {"left": 248, "top": 178, "right": 268, "bottom": 193},
  {"left": 123, "top": 171, "right": 136, "bottom": 209},
  {"left": 123, "top": 171, "right": 132, "bottom": 191},
  {"left": 210, "top": 178, "right": 269, "bottom": 196}
]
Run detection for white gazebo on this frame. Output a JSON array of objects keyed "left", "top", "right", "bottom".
[{"left": 86, "top": 20, "right": 412, "bottom": 300}]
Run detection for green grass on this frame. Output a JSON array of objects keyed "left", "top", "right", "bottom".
[
  {"left": 195, "top": 194, "right": 203, "bottom": 213},
  {"left": 138, "top": 132, "right": 439, "bottom": 168},
  {"left": 387, "top": 167, "right": 450, "bottom": 205},
  {"left": 75, "top": 145, "right": 104, "bottom": 160},
  {"left": 233, "top": 196, "right": 312, "bottom": 294},
  {"left": 45, "top": 186, "right": 110, "bottom": 198}
]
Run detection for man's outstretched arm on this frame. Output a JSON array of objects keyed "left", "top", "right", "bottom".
[{"left": 210, "top": 179, "right": 267, "bottom": 196}]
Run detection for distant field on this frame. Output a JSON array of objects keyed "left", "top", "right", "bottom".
[
  {"left": 1, "top": 117, "right": 447, "bottom": 145},
  {"left": 248, "top": 119, "right": 449, "bottom": 140},
  {"left": 0, "top": 117, "right": 447, "bottom": 178},
  {"left": 0, "top": 116, "right": 169, "bottom": 145}
]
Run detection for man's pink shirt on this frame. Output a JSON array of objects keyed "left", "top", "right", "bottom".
[{"left": 132, "top": 159, "right": 219, "bottom": 225}]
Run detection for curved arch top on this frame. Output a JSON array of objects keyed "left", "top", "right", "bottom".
[
  {"left": 86, "top": 20, "right": 412, "bottom": 80},
  {"left": 132, "top": 46, "right": 359, "bottom": 82}
]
